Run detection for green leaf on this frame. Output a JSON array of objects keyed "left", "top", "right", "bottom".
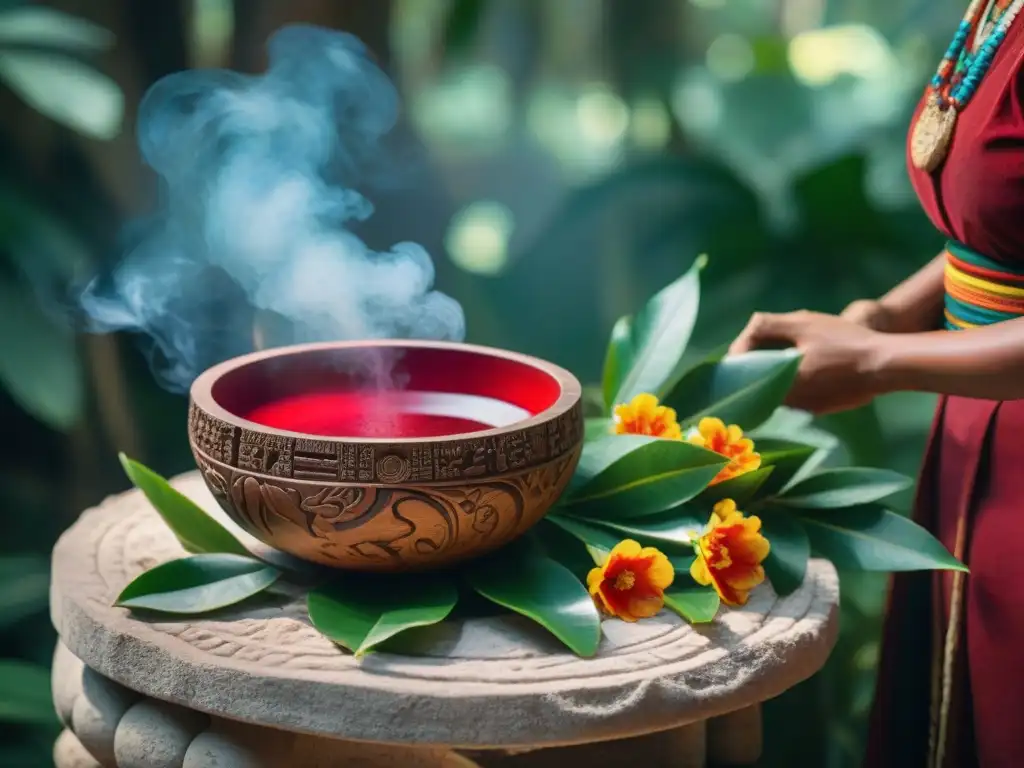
[
  {"left": 817, "top": 403, "right": 887, "bottom": 467},
  {"left": 0, "top": 276, "right": 83, "bottom": 430},
  {"left": 530, "top": 520, "right": 600, "bottom": 580},
  {"left": 584, "top": 417, "right": 613, "bottom": 442},
  {"left": 115, "top": 554, "right": 280, "bottom": 613},
  {"left": 776, "top": 468, "right": 913, "bottom": 509},
  {"left": 307, "top": 573, "right": 458, "bottom": 656},
  {"left": 664, "top": 579, "right": 720, "bottom": 623},
  {"left": 0, "top": 50, "right": 123, "bottom": 139},
  {"left": 570, "top": 434, "right": 656, "bottom": 492},
  {"left": 797, "top": 505, "right": 967, "bottom": 572},
  {"left": 547, "top": 515, "right": 623, "bottom": 564},
  {"left": 466, "top": 542, "right": 602, "bottom": 656},
  {"left": 0, "top": 555, "right": 49, "bottom": 630},
  {"left": 119, "top": 454, "right": 250, "bottom": 556},
  {"left": 697, "top": 466, "right": 774, "bottom": 507},
  {"left": 0, "top": 7, "right": 114, "bottom": 52},
  {"left": 565, "top": 438, "right": 726, "bottom": 518},
  {"left": 754, "top": 439, "right": 818, "bottom": 497},
  {"left": 602, "top": 316, "right": 633, "bottom": 412},
  {"left": 578, "top": 510, "right": 703, "bottom": 549},
  {"left": 0, "top": 660, "right": 57, "bottom": 725},
  {"left": 666, "top": 349, "right": 802, "bottom": 431},
  {"left": 752, "top": 414, "right": 839, "bottom": 486},
  {"left": 750, "top": 406, "right": 814, "bottom": 437},
  {"left": 759, "top": 510, "right": 810, "bottom": 595},
  {"left": 609, "top": 256, "right": 704, "bottom": 405},
  {"left": 580, "top": 385, "right": 606, "bottom": 417}
]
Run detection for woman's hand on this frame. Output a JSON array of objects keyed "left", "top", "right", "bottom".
[
  {"left": 840, "top": 299, "right": 897, "bottom": 332},
  {"left": 728, "top": 310, "right": 886, "bottom": 414}
]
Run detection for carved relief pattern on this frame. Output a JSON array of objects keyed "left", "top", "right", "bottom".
[
  {"left": 194, "top": 450, "right": 578, "bottom": 571},
  {"left": 188, "top": 403, "right": 239, "bottom": 466},
  {"left": 188, "top": 398, "right": 582, "bottom": 570},
  {"left": 238, "top": 430, "right": 293, "bottom": 477},
  {"left": 293, "top": 440, "right": 339, "bottom": 481},
  {"left": 187, "top": 400, "right": 582, "bottom": 484}
]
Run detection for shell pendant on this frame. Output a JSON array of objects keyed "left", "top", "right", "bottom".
[{"left": 910, "top": 98, "right": 958, "bottom": 172}]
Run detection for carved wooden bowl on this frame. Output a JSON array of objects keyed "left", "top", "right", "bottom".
[{"left": 188, "top": 340, "right": 583, "bottom": 572}]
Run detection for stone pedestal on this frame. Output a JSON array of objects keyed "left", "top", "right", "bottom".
[{"left": 50, "top": 473, "right": 840, "bottom": 767}]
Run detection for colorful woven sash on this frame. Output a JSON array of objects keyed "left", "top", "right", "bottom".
[{"left": 943, "top": 240, "right": 1024, "bottom": 329}]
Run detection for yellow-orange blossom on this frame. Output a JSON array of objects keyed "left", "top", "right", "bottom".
[
  {"left": 612, "top": 393, "right": 682, "bottom": 440},
  {"left": 690, "top": 499, "right": 770, "bottom": 606},
  {"left": 587, "top": 539, "right": 675, "bottom": 621},
  {"left": 686, "top": 417, "right": 761, "bottom": 485},
  {"left": 612, "top": 398, "right": 760, "bottom": 486}
]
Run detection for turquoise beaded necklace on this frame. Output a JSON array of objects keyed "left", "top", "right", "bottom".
[{"left": 910, "top": 0, "right": 1024, "bottom": 171}]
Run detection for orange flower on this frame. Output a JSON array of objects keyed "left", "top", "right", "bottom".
[
  {"left": 587, "top": 539, "right": 675, "bottom": 621},
  {"left": 686, "top": 417, "right": 760, "bottom": 484},
  {"left": 612, "top": 393, "right": 682, "bottom": 440},
  {"left": 689, "top": 499, "right": 770, "bottom": 606}
]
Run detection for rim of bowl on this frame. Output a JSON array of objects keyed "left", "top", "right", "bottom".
[{"left": 189, "top": 339, "right": 583, "bottom": 445}]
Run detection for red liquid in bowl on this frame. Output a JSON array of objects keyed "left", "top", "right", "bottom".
[{"left": 244, "top": 391, "right": 526, "bottom": 438}]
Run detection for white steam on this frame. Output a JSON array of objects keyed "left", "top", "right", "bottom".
[{"left": 81, "top": 25, "right": 465, "bottom": 391}]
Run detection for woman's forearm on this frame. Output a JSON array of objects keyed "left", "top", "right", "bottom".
[
  {"left": 875, "top": 253, "right": 946, "bottom": 333},
  {"left": 872, "top": 316, "right": 1024, "bottom": 401}
]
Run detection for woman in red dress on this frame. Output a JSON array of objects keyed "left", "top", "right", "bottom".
[{"left": 730, "top": 1, "right": 1024, "bottom": 765}]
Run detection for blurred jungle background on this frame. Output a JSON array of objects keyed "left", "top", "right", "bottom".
[{"left": 0, "top": 0, "right": 958, "bottom": 765}]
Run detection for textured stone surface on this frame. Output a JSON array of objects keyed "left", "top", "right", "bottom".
[
  {"left": 54, "top": 729, "right": 102, "bottom": 768},
  {"left": 52, "top": 642, "right": 477, "bottom": 768},
  {"left": 70, "top": 666, "right": 139, "bottom": 766},
  {"left": 51, "top": 472, "right": 840, "bottom": 749},
  {"left": 470, "top": 722, "right": 706, "bottom": 768},
  {"left": 114, "top": 699, "right": 209, "bottom": 768}
]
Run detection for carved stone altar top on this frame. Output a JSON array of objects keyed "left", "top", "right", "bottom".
[{"left": 50, "top": 473, "right": 840, "bottom": 750}]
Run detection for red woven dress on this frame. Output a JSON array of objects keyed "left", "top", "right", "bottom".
[{"left": 865, "top": 15, "right": 1024, "bottom": 768}]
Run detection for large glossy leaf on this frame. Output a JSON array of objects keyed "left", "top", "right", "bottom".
[
  {"left": 817, "top": 403, "right": 887, "bottom": 468},
  {"left": 0, "top": 50, "right": 122, "bottom": 138},
  {"left": 466, "top": 541, "right": 602, "bottom": 656},
  {"left": 606, "top": 256, "right": 704, "bottom": 406},
  {"left": 759, "top": 510, "right": 810, "bottom": 596},
  {"left": 696, "top": 466, "right": 774, "bottom": 507},
  {"left": 570, "top": 434, "right": 658, "bottom": 493},
  {"left": 776, "top": 468, "right": 913, "bottom": 509},
  {"left": 0, "top": 7, "right": 114, "bottom": 52},
  {"left": 584, "top": 417, "right": 613, "bottom": 442},
  {"left": 750, "top": 406, "right": 814, "bottom": 437},
  {"left": 120, "top": 454, "right": 250, "bottom": 556},
  {"left": 0, "top": 555, "right": 49, "bottom": 630},
  {"left": 797, "top": 505, "right": 967, "bottom": 572},
  {"left": 753, "top": 439, "right": 818, "bottom": 497},
  {"left": 0, "top": 660, "right": 57, "bottom": 725},
  {"left": 601, "top": 316, "right": 633, "bottom": 412},
  {"left": 665, "top": 349, "right": 802, "bottom": 431},
  {"left": 547, "top": 514, "right": 623, "bottom": 563},
  {"left": 580, "top": 510, "right": 704, "bottom": 549},
  {"left": 307, "top": 573, "right": 458, "bottom": 656},
  {"left": 752, "top": 412, "right": 839, "bottom": 479},
  {"left": 0, "top": 277, "right": 83, "bottom": 430},
  {"left": 115, "top": 554, "right": 280, "bottom": 613},
  {"left": 530, "top": 519, "right": 601, "bottom": 580},
  {"left": 664, "top": 579, "right": 720, "bottom": 623},
  {"left": 565, "top": 439, "right": 726, "bottom": 519}
]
